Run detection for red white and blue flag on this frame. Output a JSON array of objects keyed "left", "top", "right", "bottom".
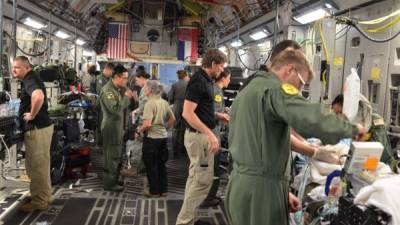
[
  {"left": 107, "top": 23, "right": 129, "bottom": 59},
  {"left": 177, "top": 28, "right": 198, "bottom": 62}
]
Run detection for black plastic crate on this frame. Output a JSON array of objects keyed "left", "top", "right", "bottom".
[{"left": 331, "top": 196, "right": 391, "bottom": 225}]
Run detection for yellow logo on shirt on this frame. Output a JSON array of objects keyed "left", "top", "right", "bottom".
[
  {"left": 215, "top": 95, "right": 222, "bottom": 103},
  {"left": 281, "top": 83, "right": 299, "bottom": 95}
]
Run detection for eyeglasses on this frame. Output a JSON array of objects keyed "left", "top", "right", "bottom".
[{"left": 297, "top": 72, "right": 306, "bottom": 87}]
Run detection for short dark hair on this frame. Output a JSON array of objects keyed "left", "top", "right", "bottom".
[
  {"left": 177, "top": 70, "right": 188, "bottom": 79},
  {"left": 259, "top": 64, "right": 267, "bottom": 71},
  {"left": 14, "top": 56, "right": 32, "bottom": 68},
  {"left": 112, "top": 64, "right": 128, "bottom": 78},
  {"left": 201, "top": 48, "right": 228, "bottom": 68},
  {"left": 87, "top": 65, "right": 97, "bottom": 75},
  {"left": 104, "top": 62, "right": 114, "bottom": 70},
  {"left": 136, "top": 71, "right": 150, "bottom": 79},
  {"left": 332, "top": 94, "right": 344, "bottom": 107},
  {"left": 270, "top": 40, "right": 301, "bottom": 61},
  {"left": 216, "top": 68, "right": 231, "bottom": 82},
  {"left": 137, "top": 65, "right": 145, "bottom": 72}
]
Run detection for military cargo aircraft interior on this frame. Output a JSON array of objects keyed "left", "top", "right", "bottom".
[{"left": 0, "top": 0, "right": 400, "bottom": 225}]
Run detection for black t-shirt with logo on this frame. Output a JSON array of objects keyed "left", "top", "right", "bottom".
[{"left": 19, "top": 70, "right": 52, "bottom": 131}]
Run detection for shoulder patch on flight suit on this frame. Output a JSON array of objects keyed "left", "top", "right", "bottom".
[
  {"left": 215, "top": 94, "right": 222, "bottom": 103},
  {"left": 281, "top": 83, "right": 299, "bottom": 95},
  {"left": 106, "top": 92, "right": 115, "bottom": 100}
]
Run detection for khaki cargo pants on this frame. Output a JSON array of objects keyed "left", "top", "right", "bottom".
[
  {"left": 176, "top": 130, "right": 214, "bottom": 225},
  {"left": 24, "top": 124, "right": 54, "bottom": 207}
]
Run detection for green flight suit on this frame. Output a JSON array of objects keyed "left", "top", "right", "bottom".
[
  {"left": 205, "top": 84, "right": 225, "bottom": 200},
  {"left": 226, "top": 72, "right": 358, "bottom": 225},
  {"left": 96, "top": 74, "right": 110, "bottom": 95},
  {"left": 95, "top": 74, "right": 110, "bottom": 145},
  {"left": 368, "top": 113, "right": 395, "bottom": 165},
  {"left": 213, "top": 84, "right": 225, "bottom": 137},
  {"left": 100, "top": 80, "right": 130, "bottom": 188},
  {"left": 133, "top": 87, "right": 148, "bottom": 174}
]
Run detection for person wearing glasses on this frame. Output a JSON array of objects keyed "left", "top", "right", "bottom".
[
  {"left": 226, "top": 49, "right": 366, "bottom": 225},
  {"left": 100, "top": 64, "right": 134, "bottom": 192},
  {"left": 240, "top": 40, "right": 339, "bottom": 164}
]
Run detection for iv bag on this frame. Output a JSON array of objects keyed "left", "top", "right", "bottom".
[{"left": 343, "top": 68, "right": 360, "bottom": 122}]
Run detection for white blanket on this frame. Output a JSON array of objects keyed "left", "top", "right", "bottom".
[
  {"left": 309, "top": 143, "right": 349, "bottom": 184},
  {"left": 354, "top": 175, "right": 400, "bottom": 225}
]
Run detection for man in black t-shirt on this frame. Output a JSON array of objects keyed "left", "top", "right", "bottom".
[
  {"left": 12, "top": 56, "right": 54, "bottom": 213},
  {"left": 176, "top": 49, "right": 228, "bottom": 225}
]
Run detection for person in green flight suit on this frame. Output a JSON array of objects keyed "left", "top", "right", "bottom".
[
  {"left": 202, "top": 68, "right": 231, "bottom": 207},
  {"left": 226, "top": 49, "right": 366, "bottom": 225},
  {"left": 331, "top": 94, "right": 397, "bottom": 169},
  {"left": 100, "top": 64, "right": 134, "bottom": 192},
  {"left": 95, "top": 63, "right": 114, "bottom": 146},
  {"left": 168, "top": 70, "right": 190, "bottom": 158},
  {"left": 96, "top": 62, "right": 114, "bottom": 95}
]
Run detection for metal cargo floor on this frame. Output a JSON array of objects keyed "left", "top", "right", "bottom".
[{"left": 0, "top": 150, "right": 229, "bottom": 225}]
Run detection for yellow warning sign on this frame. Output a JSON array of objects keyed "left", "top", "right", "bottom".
[
  {"left": 333, "top": 57, "right": 344, "bottom": 66},
  {"left": 371, "top": 67, "right": 381, "bottom": 81}
]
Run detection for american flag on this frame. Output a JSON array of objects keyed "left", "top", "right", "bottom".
[{"left": 107, "top": 23, "right": 128, "bottom": 59}]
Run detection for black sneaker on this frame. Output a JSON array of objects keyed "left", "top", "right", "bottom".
[
  {"left": 200, "top": 198, "right": 221, "bottom": 208},
  {"left": 194, "top": 220, "right": 212, "bottom": 225},
  {"left": 104, "top": 185, "right": 124, "bottom": 192}
]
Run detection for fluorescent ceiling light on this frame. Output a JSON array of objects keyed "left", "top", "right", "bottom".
[
  {"left": 218, "top": 46, "right": 227, "bottom": 52},
  {"left": 82, "top": 50, "right": 94, "bottom": 57},
  {"left": 55, "top": 30, "right": 70, "bottom": 39},
  {"left": 258, "top": 41, "right": 271, "bottom": 49},
  {"left": 23, "top": 17, "right": 46, "bottom": 29},
  {"left": 293, "top": 8, "right": 330, "bottom": 24},
  {"left": 231, "top": 40, "right": 243, "bottom": 47},
  {"left": 325, "top": 3, "right": 333, "bottom": 9},
  {"left": 249, "top": 31, "right": 268, "bottom": 40},
  {"left": 76, "top": 39, "right": 86, "bottom": 45}
]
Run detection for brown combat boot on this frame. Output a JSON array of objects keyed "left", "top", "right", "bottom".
[
  {"left": 19, "top": 202, "right": 48, "bottom": 213},
  {"left": 120, "top": 167, "right": 137, "bottom": 177}
]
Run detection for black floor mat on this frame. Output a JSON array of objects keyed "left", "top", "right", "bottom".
[{"left": 51, "top": 198, "right": 97, "bottom": 225}]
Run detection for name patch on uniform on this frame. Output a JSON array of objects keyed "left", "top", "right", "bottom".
[
  {"left": 106, "top": 92, "right": 115, "bottom": 100},
  {"left": 215, "top": 95, "right": 222, "bottom": 103},
  {"left": 373, "top": 118, "right": 385, "bottom": 126},
  {"left": 281, "top": 83, "right": 299, "bottom": 95}
]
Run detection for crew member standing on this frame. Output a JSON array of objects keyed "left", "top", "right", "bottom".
[
  {"left": 168, "top": 70, "right": 189, "bottom": 158},
  {"left": 226, "top": 49, "right": 365, "bottom": 225},
  {"left": 176, "top": 49, "right": 228, "bottom": 225},
  {"left": 201, "top": 69, "right": 231, "bottom": 207},
  {"left": 13, "top": 56, "right": 54, "bottom": 212},
  {"left": 100, "top": 64, "right": 133, "bottom": 191}
]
